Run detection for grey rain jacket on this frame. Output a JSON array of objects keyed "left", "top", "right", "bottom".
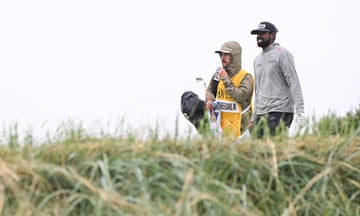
[
  {"left": 251, "top": 43, "right": 304, "bottom": 121},
  {"left": 207, "top": 41, "right": 254, "bottom": 134}
]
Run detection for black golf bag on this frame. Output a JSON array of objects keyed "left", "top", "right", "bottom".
[{"left": 180, "top": 91, "right": 209, "bottom": 133}]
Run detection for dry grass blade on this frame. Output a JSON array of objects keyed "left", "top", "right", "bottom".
[
  {"left": 267, "top": 139, "right": 278, "bottom": 178},
  {"left": 339, "top": 161, "right": 360, "bottom": 174},
  {"left": 189, "top": 192, "right": 220, "bottom": 208},
  {"left": 0, "top": 159, "right": 20, "bottom": 185},
  {"left": 175, "top": 171, "right": 193, "bottom": 212},
  {"left": 0, "top": 159, "right": 20, "bottom": 215},
  {"left": 0, "top": 184, "right": 4, "bottom": 214},
  {"left": 288, "top": 167, "right": 332, "bottom": 212},
  {"left": 156, "top": 152, "right": 192, "bottom": 162},
  {"left": 68, "top": 168, "right": 146, "bottom": 213},
  {"left": 348, "top": 179, "right": 360, "bottom": 189}
]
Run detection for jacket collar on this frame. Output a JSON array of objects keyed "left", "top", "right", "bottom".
[{"left": 263, "top": 43, "right": 280, "bottom": 52}]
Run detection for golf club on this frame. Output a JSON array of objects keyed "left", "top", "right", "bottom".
[
  {"left": 195, "top": 77, "right": 206, "bottom": 91},
  {"left": 195, "top": 77, "right": 221, "bottom": 137}
]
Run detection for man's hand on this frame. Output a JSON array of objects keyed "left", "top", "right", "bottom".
[
  {"left": 206, "top": 100, "right": 215, "bottom": 110},
  {"left": 205, "top": 91, "right": 213, "bottom": 102},
  {"left": 219, "top": 68, "right": 228, "bottom": 79},
  {"left": 296, "top": 113, "right": 306, "bottom": 128}
]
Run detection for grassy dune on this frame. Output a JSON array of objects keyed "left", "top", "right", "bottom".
[{"left": 0, "top": 112, "right": 359, "bottom": 216}]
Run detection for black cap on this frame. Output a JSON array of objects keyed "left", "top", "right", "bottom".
[{"left": 250, "top": 21, "right": 278, "bottom": 35}]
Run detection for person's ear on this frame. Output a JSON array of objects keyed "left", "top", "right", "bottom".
[{"left": 270, "top": 32, "right": 276, "bottom": 41}]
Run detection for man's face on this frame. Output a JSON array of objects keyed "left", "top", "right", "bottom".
[
  {"left": 256, "top": 32, "right": 272, "bottom": 48},
  {"left": 220, "top": 53, "right": 231, "bottom": 68}
]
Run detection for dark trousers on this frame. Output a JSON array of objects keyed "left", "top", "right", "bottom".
[{"left": 253, "top": 112, "right": 294, "bottom": 138}]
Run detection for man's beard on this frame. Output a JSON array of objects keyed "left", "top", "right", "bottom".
[
  {"left": 257, "top": 37, "right": 271, "bottom": 48},
  {"left": 222, "top": 61, "right": 229, "bottom": 70}
]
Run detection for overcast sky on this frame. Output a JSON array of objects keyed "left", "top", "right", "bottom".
[{"left": 0, "top": 0, "right": 359, "bottom": 140}]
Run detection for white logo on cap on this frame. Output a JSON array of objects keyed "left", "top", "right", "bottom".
[{"left": 258, "top": 24, "right": 266, "bottom": 29}]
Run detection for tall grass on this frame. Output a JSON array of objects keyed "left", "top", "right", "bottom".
[{"left": 0, "top": 111, "right": 359, "bottom": 216}]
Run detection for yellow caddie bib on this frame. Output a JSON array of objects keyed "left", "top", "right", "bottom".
[{"left": 216, "top": 69, "right": 252, "bottom": 137}]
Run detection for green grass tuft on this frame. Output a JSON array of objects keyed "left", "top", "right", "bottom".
[{"left": 0, "top": 110, "right": 359, "bottom": 215}]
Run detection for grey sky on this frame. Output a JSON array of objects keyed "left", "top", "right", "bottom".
[{"left": 0, "top": 0, "right": 359, "bottom": 139}]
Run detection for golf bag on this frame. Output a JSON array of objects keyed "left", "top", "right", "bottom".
[
  {"left": 181, "top": 91, "right": 207, "bottom": 129},
  {"left": 181, "top": 91, "right": 222, "bottom": 136}
]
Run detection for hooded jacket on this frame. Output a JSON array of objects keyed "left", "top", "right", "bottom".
[{"left": 207, "top": 41, "right": 254, "bottom": 136}]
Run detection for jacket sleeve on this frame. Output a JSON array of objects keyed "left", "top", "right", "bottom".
[
  {"left": 279, "top": 50, "right": 305, "bottom": 114},
  {"left": 221, "top": 74, "right": 253, "bottom": 109}
]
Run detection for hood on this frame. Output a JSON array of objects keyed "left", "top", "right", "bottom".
[{"left": 215, "top": 41, "right": 242, "bottom": 77}]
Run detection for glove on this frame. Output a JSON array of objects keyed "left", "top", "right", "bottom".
[{"left": 296, "top": 113, "right": 306, "bottom": 128}]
